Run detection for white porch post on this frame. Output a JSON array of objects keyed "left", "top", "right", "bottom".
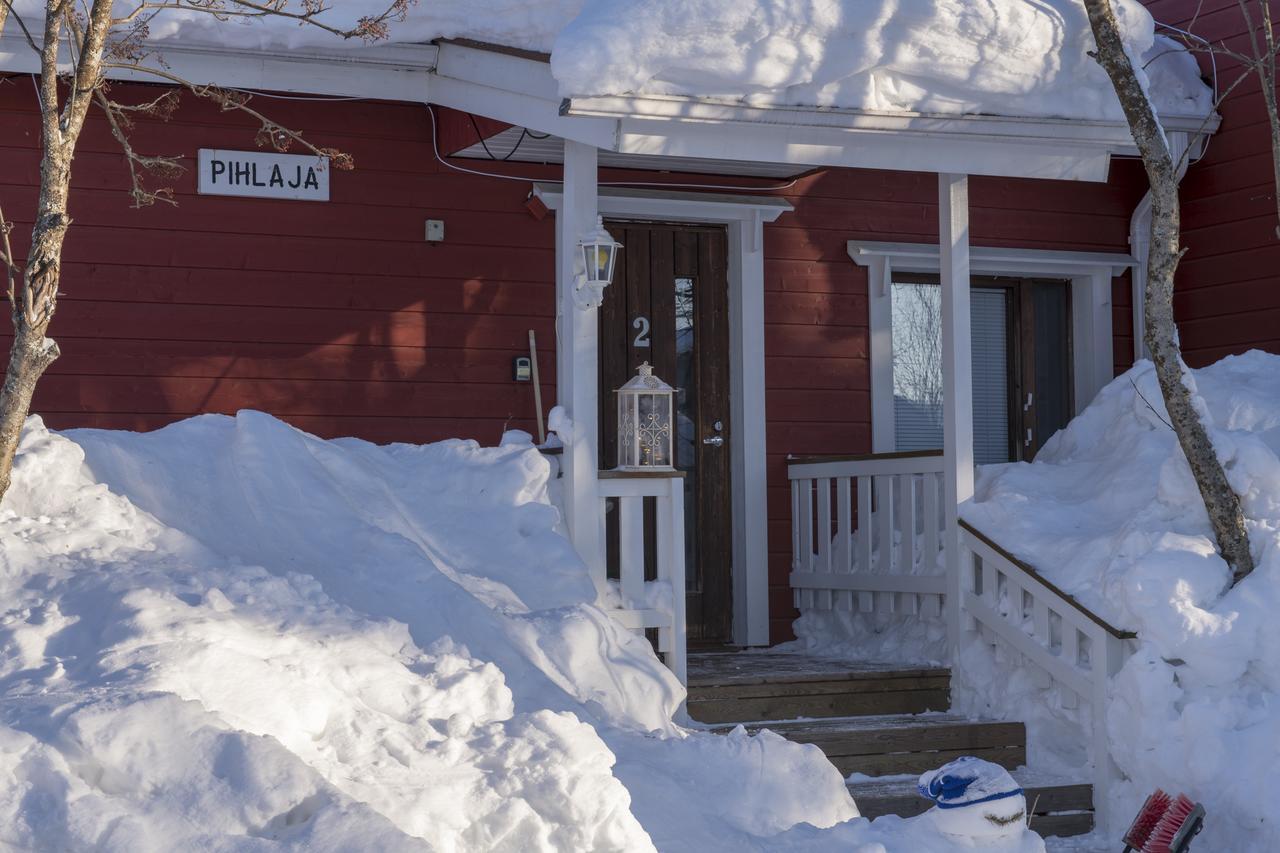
[
  {"left": 556, "top": 141, "right": 606, "bottom": 592},
  {"left": 939, "top": 173, "right": 974, "bottom": 656}
]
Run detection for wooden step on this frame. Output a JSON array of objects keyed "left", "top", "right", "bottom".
[
  {"left": 712, "top": 713, "right": 1026, "bottom": 777},
  {"left": 847, "top": 772, "right": 1094, "bottom": 838},
  {"left": 687, "top": 651, "right": 950, "bottom": 724}
]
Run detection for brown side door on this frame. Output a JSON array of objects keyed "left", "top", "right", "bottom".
[
  {"left": 1016, "top": 279, "right": 1073, "bottom": 460},
  {"left": 598, "top": 222, "right": 734, "bottom": 643}
]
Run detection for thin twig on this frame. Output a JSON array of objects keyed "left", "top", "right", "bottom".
[
  {"left": 0, "top": 0, "right": 42, "bottom": 55},
  {"left": 1131, "top": 378, "right": 1174, "bottom": 430}
]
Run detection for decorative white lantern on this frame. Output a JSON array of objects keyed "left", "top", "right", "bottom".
[
  {"left": 616, "top": 362, "right": 675, "bottom": 470},
  {"left": 575, "top": 217, "right": 622, "bottom": 309}
]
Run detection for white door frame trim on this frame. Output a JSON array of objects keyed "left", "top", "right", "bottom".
[
  {"left": 535, "top": 183, "right": 792, "bottom": 647},
  {"left": 848, "top": 240, "right": 1135, "bottom": 453}
]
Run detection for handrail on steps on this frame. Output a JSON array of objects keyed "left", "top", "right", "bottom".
[
  {"left": 958, "top": 520, "right": 1136, "bottom": 641},
  {"left": 787, "top": 450, "right": 1138, "bottom": 833},
  {"left": 956, "top": 518, "right": 1137, "bottom": 834}
]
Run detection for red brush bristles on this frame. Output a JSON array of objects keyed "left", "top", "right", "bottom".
[
  {"left": 1141, "top": 794, "right": 1198, "bottom": 853},
  {"left": 1124, "top": 790, "right": 1172, "bottom": 849}
]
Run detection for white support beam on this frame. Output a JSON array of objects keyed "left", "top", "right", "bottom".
[
  {"left": 556, "top": 142, "right": 607, "bottom": 592},
  {"left": 729, "top": 212, "right": 771, "bottom": 646},
  {"left": 865, "top": 255, "right": 895, "bottom": 453},
  {"left": 939, "top": 173, "right": 974, "bottom": 657}
]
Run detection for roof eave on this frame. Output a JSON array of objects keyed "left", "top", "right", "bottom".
[
  {"left": 0, "top": 28, "right": 439, "bottom": 101},
  {"left": 561, "top": 93, "right": 1220, "bottom": 182}
]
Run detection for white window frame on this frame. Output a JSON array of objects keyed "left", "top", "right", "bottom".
[
  {"left": 535, "top": 184, "right": 792, "bottom": 647},
  {"left": 849, "top": 241, "right": 1135, "bottom": 454}
]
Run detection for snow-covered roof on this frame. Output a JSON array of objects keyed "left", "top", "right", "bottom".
[
  {"left": 122, "top": 0, "right": 1211, "bottom": 124},
  {"left": 0, "top": 1, "right": 1218, "bottom": 181}
]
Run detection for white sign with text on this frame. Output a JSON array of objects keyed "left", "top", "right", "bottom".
[{"left": 198, "top": 149, "right": 330, "bottom": 201}]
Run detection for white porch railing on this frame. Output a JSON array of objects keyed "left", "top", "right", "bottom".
[
  {"left": 788, "top": 451, "right": 1137, "bottom": 832},
  {"left": 598, "top": 471, "right": 688, "bottom": 685},
  {"left": 958, "top": 520, "right": 1137, "bottom": 832},
  {"left": 789, "top": 450, "right": 947, "bottom": 617}
]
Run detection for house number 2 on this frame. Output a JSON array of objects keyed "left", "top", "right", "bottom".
[{"left": 632, "top": 316, "right": 651, "bottom": 348}]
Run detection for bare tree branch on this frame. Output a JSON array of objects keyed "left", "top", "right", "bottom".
[
  {"left": 94, "top": 87, "right": 184, "bottom": 207},
  {"left": 112, "top": 0, "right": 413, "bottom": 40},
  {"left": 0, "top": 0, "right": 406, "bottom": 500},
  {"left": 1235, "top": 0, "right": 1280, "bottom": 237}
]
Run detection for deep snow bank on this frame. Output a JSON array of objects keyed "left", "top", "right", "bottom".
[
  {"left": 959, "top": 352, "right": 1280, "bottom": 852},
  {"left": 72, "top": 0, "right": 1211, "bottom": 122},
  {"left": 0, "top": 411, "right": 1040, "bottom": 851}
]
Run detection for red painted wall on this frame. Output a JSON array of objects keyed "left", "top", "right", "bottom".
[
  {"left": 1144, "top": 0, "right": 1280, "bottom": 365},
  {"left": 0, "top": 81, "right": 560, "bottom": 444},
  {"left": 0, "top": 75, "right": 1147, "bottom": 642}
]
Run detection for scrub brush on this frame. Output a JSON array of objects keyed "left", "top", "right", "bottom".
[{"left": 1121, "top": 789, "right": 1205, "bottom": 853}]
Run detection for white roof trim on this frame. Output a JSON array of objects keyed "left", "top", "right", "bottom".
[
  {"left": 848, "top": 240, "right": 1136, "bottom": 278},
  {"left": 533, "top": 184, "right": 793, "bottom": 224},
  {"left": 566, "top": 92, "right": 1216, "bottom": 141},
  {"left": 0, "top": 29, "right": 438, "bottom": 101}
]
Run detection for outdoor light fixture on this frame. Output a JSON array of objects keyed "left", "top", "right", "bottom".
[
  {"left": 575, "top": 217, "right": 622, "bottom": 309},
  {"left": 616, "top": 362, "right": 675, "bottom": 471}
]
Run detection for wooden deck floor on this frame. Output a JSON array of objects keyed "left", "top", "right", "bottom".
[{"left": 687, "top": 649, "right": 947, "bottom": 687}]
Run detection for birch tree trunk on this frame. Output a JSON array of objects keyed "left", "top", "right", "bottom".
[
  {"left": 1084, "top": 0, "right": 1255, "bottom": 582},
  {"left": 0, "top": 0, "right": 112, "bottom": 499},
  {"left": 0, "top": 0, "right": 390, "bottom": 504}
]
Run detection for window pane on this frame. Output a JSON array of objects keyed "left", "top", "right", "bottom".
[
  {"left": 891, "top": 281, "right": 944, "bottom": 452},
  {"left": 891, "top": 281, "right": 1010, "bottom": 465}
]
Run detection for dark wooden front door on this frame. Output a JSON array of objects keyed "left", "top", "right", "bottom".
[{"left": 598, "top": 222, "right": 733, "bottom": 642}]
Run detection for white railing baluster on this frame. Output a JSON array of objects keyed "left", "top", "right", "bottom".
[
  {"left": 923, "top": 471, "right": 940, "bottom": 570},
  {"left": 658, "top": 478, "right": 687, "bottom": 686},
  {"left": 618, "top": 496, "right": 645, "bottom": 617},
  {"left": 791, "top": 478, "right": 801, "bottom": 571},
  {"left": 856, "top": 474, "right": 874, "bottom": 613},
  {"left": 799, "top": 476, "right": 815, "bottom": 610},
  {"left": 816, "top": 477, "right": 833, "bottom": 611},
  {"left": 898, "top": 474, "right": 918, "bottom": 614},
  {"left": 1033, "top": 598, "right": 1050, "bottom": 647},
  {"left": 875, "top": 473, "right": 894, "bottom": 613},
  {"left": 836, "top": 477, "right": 854, "bottom": 611}
]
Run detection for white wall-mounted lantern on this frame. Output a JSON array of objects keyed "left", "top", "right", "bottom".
[
  {"left": 616, "top": 362, "right": 675, "bottom": 470},
  {"left": 574, "top": 216, "right": 622, "bottom": 310}
]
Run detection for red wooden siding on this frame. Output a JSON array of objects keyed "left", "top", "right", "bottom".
[
  {"left": 1143, "top": 0, "right": 1280, "bottom": 365},
  {"left": 0, "top": 80, "right": 561, "bottom": 446},
  {"left": 1, "top": 77, "right": 1146, "bottom": 643}
]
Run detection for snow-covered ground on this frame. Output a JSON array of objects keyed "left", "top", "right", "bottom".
[
  {"left": 0, "top": 411, "right": 1046, "bottom": 850},
  {"left": 26, "top": 0, "right": 1210, "bottom": 122},
  {"left": 958, "top": 352, "right": 1280, "bottom": 853},
  {"left": 793, "top": 352, "right": 1280, "bottom": 852}
]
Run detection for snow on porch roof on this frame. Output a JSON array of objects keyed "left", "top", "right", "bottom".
[
  {"left": 0, "top": 1, "right": 1219, "bottom": 182},
  {"left": 430, "top": 39, "right": 1216, "bottom": 183}
]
